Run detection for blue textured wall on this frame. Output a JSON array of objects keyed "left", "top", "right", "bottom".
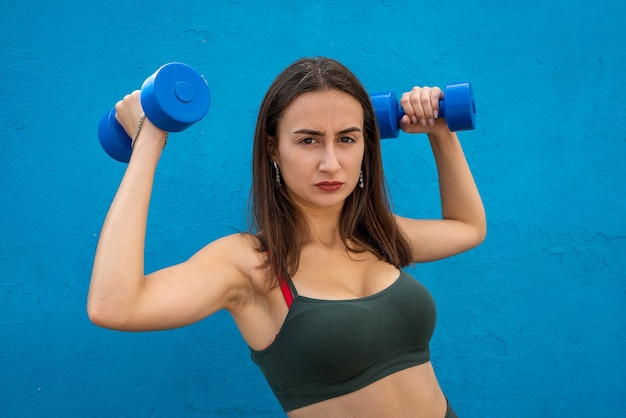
[{"left": 1, "top": 1, "right": 624, "bottom": 416}]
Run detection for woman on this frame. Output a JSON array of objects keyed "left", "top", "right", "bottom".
[{"left": 88, "top": 57, "right": 486, "bottom": 417}]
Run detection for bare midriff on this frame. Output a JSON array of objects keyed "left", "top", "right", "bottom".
[{"left": 286, "top": 362, "right": 448, "bottom": 418}]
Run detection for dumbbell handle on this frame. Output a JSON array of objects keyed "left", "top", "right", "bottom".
[
  {"left": 98, "top": 62, "right": 210, "bottom": 163},
  {"left": 371, "top": 82, "right": 476, "bottom": 139}
]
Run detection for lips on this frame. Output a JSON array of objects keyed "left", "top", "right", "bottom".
[{"left": 316, "top": 181, "right": 344, "bottom": 191}]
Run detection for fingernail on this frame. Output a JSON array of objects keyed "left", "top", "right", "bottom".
[
  {"left": 428, "top": 119, "right": 435, "bottom": 126},
  {"left": 434, "top": 110, "right": 439, "bottom": 119},
  {"left": 411, "top": 116, "right": 418, "bottom": 124},
  {"left": 420, "top": 119, "right": 427, "bottom": 127}
]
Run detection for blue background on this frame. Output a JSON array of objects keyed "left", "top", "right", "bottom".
[{"left": 1, "top": 1, "right": 624, "bottom": 416}]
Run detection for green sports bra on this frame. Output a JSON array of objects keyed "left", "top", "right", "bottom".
[{"left": 249, "top": 270, "right": 437, "bottom": 412}]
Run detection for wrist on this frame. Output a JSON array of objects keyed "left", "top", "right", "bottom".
[
  {"left": 131, "top": 115, "right": 168, "bottom": 152},
  {"left": 427, "top": 123, "right": 456, "bottom": 142}
]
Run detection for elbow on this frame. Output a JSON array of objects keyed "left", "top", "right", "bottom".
[
  {"left": 462, "top": 214, "right": 487, "bottom": 251},
  {"left": 457, "top": 224, "right": 486, "bottom": 256},
  {"left": 478, "top": 219, "right": 487, "bottom": 242},
  {"left": 86, "top": 296, "right": 132, "bottom": 330},
  {"left": 473, "top": 218, "right": 488, "bottom": 247},
  {"left": 87, "top": 269, "right": 142, "bottom": 330},
  {"left": 87, "top": 299, "right": 115, "bottom": 329}
]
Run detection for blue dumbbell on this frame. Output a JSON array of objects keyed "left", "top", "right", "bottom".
[
  {"left": 98, "top": 62, "right": 211, "bottom": 162},
  {"left": 370, "top": 82, "right": 476, "bottom": 139}
]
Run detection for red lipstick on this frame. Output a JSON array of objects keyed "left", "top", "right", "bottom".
[{"left": 316, "top": 181, "right": 343, "bottom": 192}]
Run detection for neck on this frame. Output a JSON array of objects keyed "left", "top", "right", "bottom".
[{"left": 301, "top": 209, "right": 343, "bottom": 248}]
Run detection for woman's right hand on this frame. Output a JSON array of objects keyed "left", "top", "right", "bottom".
[{"left": 114, "top": 90, "right": 167, "bottom": 151}]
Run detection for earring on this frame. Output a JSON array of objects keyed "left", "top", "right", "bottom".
[
  {"left": 359, "top": 170, "right": 364, "bottom": 189},
  {"left": 273, "top": 161, "right": 281, "bottom": 186}
]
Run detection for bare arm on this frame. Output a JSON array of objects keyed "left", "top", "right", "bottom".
[
  {"left": 87, "top": 92, "right": 249, "bottom": 331},
  {"left": 394, "top": 86, "right": 487, "bottom": 262}
]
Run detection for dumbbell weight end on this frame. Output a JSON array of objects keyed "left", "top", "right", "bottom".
[
  {"left": 97, "top": 108, "right": 133, "bottom": 163},
  {"left": 440, "top": 82, "right": 476, "bottom": 132}
]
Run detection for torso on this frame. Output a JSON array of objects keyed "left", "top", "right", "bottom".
[
  {"left": 228, "top": 235, "right": 447, "bottom": 418},
  {"left": 287, "top": 363, "right": 447, "bottom": 418}
]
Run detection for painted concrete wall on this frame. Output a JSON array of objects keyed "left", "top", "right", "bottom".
[{"left": 1, "top": 0, "right": 624, "bottom": 416}]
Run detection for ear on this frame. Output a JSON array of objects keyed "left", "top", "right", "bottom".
[{"left": 267, "top": 135, "right": 279, "bottom": 163}]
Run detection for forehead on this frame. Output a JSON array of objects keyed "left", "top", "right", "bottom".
[{"left": 280, "top": 89, "right": 363, "bottom": 129}]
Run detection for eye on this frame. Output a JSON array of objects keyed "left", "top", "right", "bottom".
[
  {"left": 300, "top": 137, "right": 317, "bottom": 145},
  {"left": 339, "top": 136, "right": 355, "bottom": 144}
]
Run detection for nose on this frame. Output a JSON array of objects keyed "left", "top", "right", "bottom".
[{"left": 319, "top": 143, "right": 341, "bottom": 173}]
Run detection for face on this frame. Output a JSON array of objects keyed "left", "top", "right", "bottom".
[{"left": 271, "top": 89, "right": 365, "bottom": 213}]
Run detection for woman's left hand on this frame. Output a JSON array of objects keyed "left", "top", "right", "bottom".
[{"left": 398, "top": 86, "right": 449, "bottom": 134}]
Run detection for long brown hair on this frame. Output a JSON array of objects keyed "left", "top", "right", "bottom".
[{"left": 249, "top": 57, "right": 413, "bottom": 283}]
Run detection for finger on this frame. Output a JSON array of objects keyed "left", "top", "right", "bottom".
[
  {"left": 398, "top": 114, "right": 410, "bottom": 129},
  {"left": 114, "top": 91, "right": 144, "bottom": 134},
  {"left": 118, "top": 91, "right": 142, "bottom": 115},
  {"left": 400, "top": 90, "right": 418, "bottom": 125},
  {"left": 430, "top": 87, "right": 443, "bottom": 121},
  {"left": 406, "top": 86, "right": 428, "bottom": 126},
  {"left": 419, "top": 86, "right": 437, "bottom": 125},
  {"left": 398, "top": 113, "right": 426, "bottom": 134},
  {"left": 113, "top": 96, "right": 128, "bottom": 121}
]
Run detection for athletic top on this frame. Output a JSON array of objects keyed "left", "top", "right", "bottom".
[{"left": 249, "top": 270, "right": 437, "bottom": 412}]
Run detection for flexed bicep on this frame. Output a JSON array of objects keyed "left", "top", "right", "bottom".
[{"left": 89, "top": 234, "right": 255, "bottom": 331}]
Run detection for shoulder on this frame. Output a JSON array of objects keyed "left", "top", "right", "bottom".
[
  {"left": 190, "top": 233, "right": 272, "bottom": 305},
  {"left": 190, "top": 233, "right": 264, "bottom": 276},
  {"left": 192, "top": 231, "right": 257, "bottom": 257}
]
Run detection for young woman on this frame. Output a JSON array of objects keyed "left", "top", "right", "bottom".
[{"left": 88, "top": 57, "right": 486, "bottom": 417}]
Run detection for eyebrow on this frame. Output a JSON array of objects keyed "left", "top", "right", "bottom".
[{"left": 292, "top": 127, "right": 362, "bottom": 136}]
